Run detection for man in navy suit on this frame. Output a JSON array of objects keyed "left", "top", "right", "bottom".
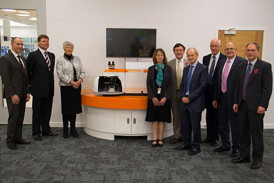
[
  {"left": 27, "top": 34, "right": 57, "bottom": 141},
  {"left": 212, "top": 42, "right": 246, "bottom": 157},
  {"left": 0, "top": 37, "right": 31, "bottom": 149},
  {"left": 179, "top": 48, "right": 207, "bottom": 155},
  {"left": 232, "top": 43, "right": 272, "bottom": 169},
  {"left": 202, "top": 38, "right": 226, "bottom": 146}
]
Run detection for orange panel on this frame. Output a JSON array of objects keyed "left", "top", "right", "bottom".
[{"left": 81, "top": 90, "right": 148, "bottom": 110}]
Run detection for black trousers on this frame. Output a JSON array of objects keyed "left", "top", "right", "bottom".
[
  {"left": 181, "top": 105, "right": 202, "bottom": 149},
  {"left": 32, "top": 95, "right": 53, "bottom": 135},
  {"left": 6, "top": 97, "right": 26, "bottom": 143},
  {"left": 238, "top": 101, "right": 264, "bottom": 162},
  {"left": 204, "top": 84, "right": 219, "bottom": 141},
  {"left": 218, "top": 92, "right": 239, "bottom": 150}
]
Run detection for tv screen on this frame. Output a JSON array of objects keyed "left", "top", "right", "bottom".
[{"left": 106, "top": 28, "right": 156, "bottom": 58}]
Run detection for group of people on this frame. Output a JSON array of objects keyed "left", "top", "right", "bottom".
[
  {"left": 0, "top": 35, "right": 272, "bottom": 170},
  {"left": 0, "top": 35, "right": 85, "bottom": 150},
  {"left": 145, "top": 39, "right": 272, "bottom": 169}
]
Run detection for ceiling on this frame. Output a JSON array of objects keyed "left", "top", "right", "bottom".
[{"left": 0, "top": 9, "right": 37, "bottom": 26}]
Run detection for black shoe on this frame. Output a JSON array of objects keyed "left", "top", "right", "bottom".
[
  {"left": 33, "top": 134, "right": 42, "bottom": 141},
  {"left": 188, "top": 148, "right": 201, "bottom": 155},
  {"left": 42, "top": 131, "right": 58, "bottom": 136},
  {"left": 214, "top": 146, "right": 231, "bottom": 152},
  {"left": 158, "top": 139, "right": 164, "bottom": 147},
  {"left": 231, "top": 157, "right": 250, "bottom": 163},
  {"left": 15, "top": 138, "right": 30, "bottom": 144},
  {"left": 174, "top": 145, "right": 191, "bottom": 150},
  {"left": 231, "top": 149, "right": 240, "bottom": 157},
  {"left": 7, "top": 142, "right": 17, "bottom": 150},
  {"left": 151, "top": 140, "right": 158, "bottom": 147},
  {"left": 71, "top": 130, "right": 79, "bottom": 138},
  {"left": 250, "top": 162, "right": 262, "bottom": 169},
  {"left": 209, "top": 140, "right": 218, "bottom": 147},
  {"left": 63, "top": 133, "right": 69, "bottom": 139},
  {"left": 169, "top": 138, "right": 180, "bottom": 144}
]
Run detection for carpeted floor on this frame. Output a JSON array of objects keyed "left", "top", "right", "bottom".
[{"left": 0, "top": 124, "right": 274, "bottom": 183}]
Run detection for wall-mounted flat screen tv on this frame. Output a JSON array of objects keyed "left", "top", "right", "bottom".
[{"left": 106, "top": 28, "right": 156, "bottom": 58}]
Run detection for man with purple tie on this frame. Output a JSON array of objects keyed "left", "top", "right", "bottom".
[
  {"left": 212, "top": 42, "right": 246, "bottom": 157},
  {"left": 232, "top": 43, "right": 272, "bottom": 169}
]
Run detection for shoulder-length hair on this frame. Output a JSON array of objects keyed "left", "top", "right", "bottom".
[{"left": 152, "top": 48, "right": 168, "bottom": 64}]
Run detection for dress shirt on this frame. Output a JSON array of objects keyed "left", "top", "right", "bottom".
[
  {"left": 222, "top": 55, "right": 236, "bottom": 75},
  {"left": 11, "top": 50, "right": 25, "bottom": 68},
  {"left": 208, "top": 52, "right": 221, "bottom": 74}
]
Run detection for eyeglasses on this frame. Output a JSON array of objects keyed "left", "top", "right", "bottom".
[{"left": 225, "top": 48, "right": 235, "bottom": 51}]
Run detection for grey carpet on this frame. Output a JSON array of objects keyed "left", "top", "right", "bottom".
[{"left": 0, "top": 124, "right": 274, "bottom": 183}]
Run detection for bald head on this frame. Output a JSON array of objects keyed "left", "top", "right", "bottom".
[
  {"left": 11, "top": 37, "right": 23, "bottom": 54},
  {"left": 210, "top": 38, "right": 221, "bottom": 55},
  {"left": 224, "top": 42, "right": 237, "bottom": 59}
]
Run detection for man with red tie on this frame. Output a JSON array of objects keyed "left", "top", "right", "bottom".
[
  {"left": 27, "top": 34, "right": 57, "bottom": 141},
  {"left": 232, "top": 43, "right": 272, "bottom": 169},
  {"left": 0, "top": 37, "right": 31, "bottom": 149}
]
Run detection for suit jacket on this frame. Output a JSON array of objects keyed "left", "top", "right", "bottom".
[
  {"left": 180, "top": 61, "right": 208, "bottom": 112},
  {"left": 146, "top": 64, "right": 173, "bottom": 100},
  {"left": 167, "top": 58, "right": 188, "bottom": 101},
  {"left": 203, "top": 52, "right": 226, "bottom": 84},
  {"left": 27, "top": 49, "right": 55, "bottom": 97},
  {"left": 0, "top": 50, "right": 29, "bottom": 99},
  {"left": 213, "top": 55, "right": 247, "bottom": 107},
  {"left": 234, "top": 59, "right": 272, "bottom": 111}
]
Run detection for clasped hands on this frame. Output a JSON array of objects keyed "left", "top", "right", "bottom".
[
  {"left": 182, "top": 97, "right": 190, "bottom": 104},
  {"left": 70, "top": 78, "right": 82, "bottom": 89},
  {"left": 152, "top": 97, "right": 167, "bottom": 106}
]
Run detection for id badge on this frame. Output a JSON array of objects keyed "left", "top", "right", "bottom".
[{"left": 157, "top": 88, "right": 161, "bottom": 94}]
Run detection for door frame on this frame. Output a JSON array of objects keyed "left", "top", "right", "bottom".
[{"left": 216, "top": 27, "right": 267, "bottom": 58}]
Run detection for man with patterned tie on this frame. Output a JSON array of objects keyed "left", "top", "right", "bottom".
[
  {"left": 27, "top": 34, "right": 57, "bottom": 141},
  {"left": 0, "top": 37, "right": 31, "bottom": 149},
  {"left": 179, "top": 48, "right": 207, "bottom": 155},
  {"left": 212, "top": 42, "right": 246, "bottom": 157},
  {"left": 232, "top": 43, "right": 272, "bottom": 169},
  {"left": 167, "top": 43, "right": 188, "bottom": 144},
  {"left": 202, "top": 38, "right": 226, "bottom": 146}
]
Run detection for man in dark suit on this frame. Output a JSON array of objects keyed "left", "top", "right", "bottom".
[
  {"left": 178, "top": 47, "right": 207, "bottom": 155},
  {"left": 167, "top": 43, "right": 188, "bottom": 144},
  {"left": 232, "top": 43, "right": 272, "bottom": 169},
  {"left": 212, "top": 42, "right": 246, "bottom": 157},
  {"left": 202, "top": 38, "right": 226, "bottom": 146},
  {"left": 27, "top": 34, "right": 57, "bottom": 141},
  {"left": 0, "top": 37, "right": 31, "bottom": 149}
]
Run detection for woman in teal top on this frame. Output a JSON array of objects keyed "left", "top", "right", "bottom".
[{"left": 146, "top": 48, "right": 173, "bottom": 147}]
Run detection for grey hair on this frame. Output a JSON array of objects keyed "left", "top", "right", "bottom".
[
  {"left": 187, "top": 47, "right": 199, "bottom": 56},
  {"left": 63, "top": 41, "right": 74, "bottom": 49}
]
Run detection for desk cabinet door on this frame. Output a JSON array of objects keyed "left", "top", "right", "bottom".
[
  {"left": 131, "top": 110, "right": 147, "bottom": 134},
  {"left": 114, "top": 109, "right": 131, "bottom": 134}
]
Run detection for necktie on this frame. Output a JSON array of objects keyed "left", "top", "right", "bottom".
[
  {"left": 221, "top": 60, "right": 231, "bottom": 93},
  {"left": 44, "top": 52, "right": 51, "bottom": 71},
  {"left": 208, "top": 55, "right": 216, "bottom": 83},
  {"left": 17, "top": 56, "right": 26, "bottom": 74},
  {"left": 242, "top": 63, "right": 252, "bottom": 100},
  {"left": 186, "top": 66, "right": 194, "bottom": 94},
  {"left": 176, "top": 60, "right": 182, "bottom": 89}
]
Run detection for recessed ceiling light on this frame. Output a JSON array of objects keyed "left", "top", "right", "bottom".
[
  {"left": 29, "top": 17, "right": 37, "bottom": 21},
  {"left": 17, "top": 10, "right": 31, "bottom": 14},
  {"left": 2, "top": 9, "right": 16, "bottom": 12},
  {"left": 16, "top": 14, "right": 30, "bottom": 17}
]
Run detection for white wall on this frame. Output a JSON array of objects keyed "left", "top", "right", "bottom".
[{"left": 1, "top": 0, "right": 274, "bottom": 128}]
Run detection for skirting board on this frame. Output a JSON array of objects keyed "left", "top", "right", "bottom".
[{"left": 1, "top": 121, "right": 274, "bottom": 129}]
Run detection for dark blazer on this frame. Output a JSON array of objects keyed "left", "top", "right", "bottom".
[
  {"left": 234, "top": 59, "right": 272, "bottom": 111},
  {"left": 0, "top": 50, "right": 29, "bottom": 99},
  {"left": 180, "top": 62, "right": 208, "bottom": 112},
  {"left": 27, "top": 49, "right": 55, "bottom": 97},
  {"left": 203, "top": 52, "right": 226, "bottom": 84},
  {"left": 146, "top": 64, "right": 173, "bottom": 100},
  {"left": 213, "top": 55, "right": 247, "bottom": 106}
]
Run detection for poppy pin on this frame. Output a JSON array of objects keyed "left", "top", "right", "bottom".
[{"left": 253, "top": 69, "right": 259, "bottom": 74}]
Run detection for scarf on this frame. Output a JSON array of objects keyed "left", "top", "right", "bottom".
[{"left": 155, "top": 63, "right": 165, "bottom": 87}]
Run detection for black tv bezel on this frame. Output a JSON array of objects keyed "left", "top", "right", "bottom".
[{"left": 106, "top": 28, "right": 157, "bottom": 58}]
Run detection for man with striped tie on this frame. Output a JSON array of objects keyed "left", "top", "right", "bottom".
[{"left": 27, "top": 34, "right": 57, "bottom": 141}]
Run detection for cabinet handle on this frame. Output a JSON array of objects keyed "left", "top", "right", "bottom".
[
  {"left": 127, "top": 118, "right": 130, "bottom": 124},
  {"left": 133, "top": 118, "right": 136, "bottom": 124}
]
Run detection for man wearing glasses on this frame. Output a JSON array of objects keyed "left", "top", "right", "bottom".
[{"left": 212, "top": 42, "right": 246, "bottom": 157}]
